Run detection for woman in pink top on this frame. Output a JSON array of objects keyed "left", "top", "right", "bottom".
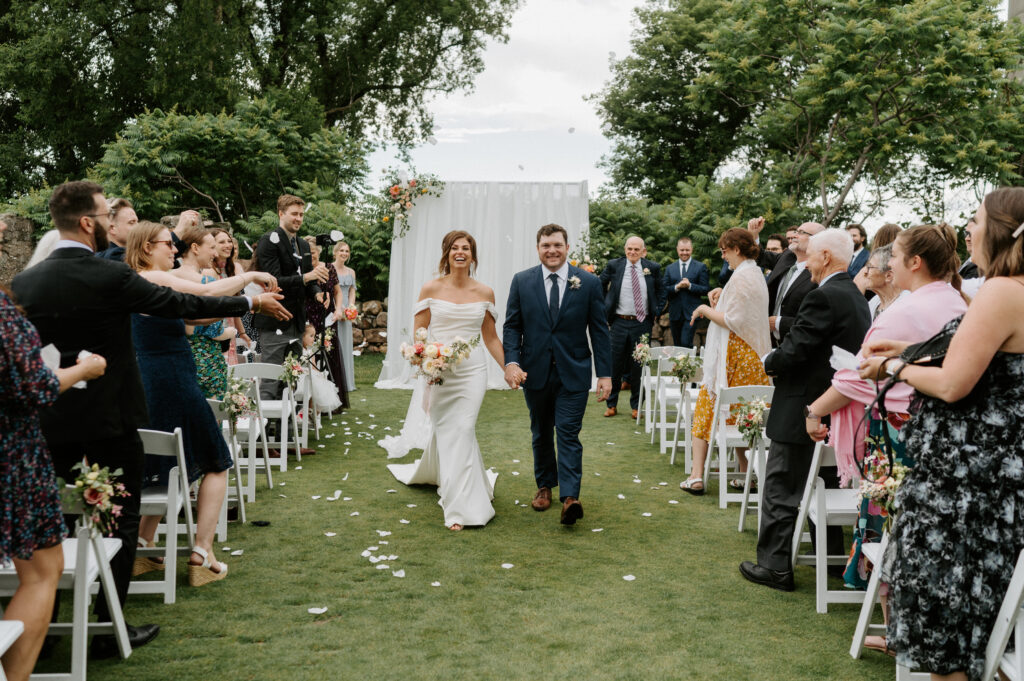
[{"left": 804, "top": 224, "right": 968, "bottom": 652}]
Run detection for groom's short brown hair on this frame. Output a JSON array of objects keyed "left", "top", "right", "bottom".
[{"left": 536, "top": 223, "right": 568, "bottom": 244}]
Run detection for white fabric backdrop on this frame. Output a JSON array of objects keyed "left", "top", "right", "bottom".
[{"left": 374, "top": 181, "right": 590, "bottom": 390}]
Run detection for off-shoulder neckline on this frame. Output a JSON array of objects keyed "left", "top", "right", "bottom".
[{"left": 419, "top": 297, "right": 494, "bottom": 306}]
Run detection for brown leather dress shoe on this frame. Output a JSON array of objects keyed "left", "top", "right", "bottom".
[
  {"left": 531, "top": 487, "right": 552, "bottom": 511},
  {"left": 620, "top": 381, "right": 630, "bottom": 390},
  {"left": 604, "top": 407, "right": 617, "bottom": 417},
  {"left": 560, "top": 497, "right": 583, "bottom": 525},
  {"left": 631, "top": 409, "right": 638, "bottom": 419}
]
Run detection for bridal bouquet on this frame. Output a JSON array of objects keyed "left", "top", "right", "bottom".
[
  {"left": 59, "top": 462, "right": 129, "bottom": 534},
  {"left": 400, "top": 327, "right": 480, "bottom": 385},
  {"left": 730, "top": 397, "right": 769, "bottom": 449},
  {"left": 859, "top": 453, "right": 910, "bottom": 531},
  {"left": 632, "top": 334, "right": 651, "bottom": 364},
  {"left": 223, "top": 375, "right": 256, "bottom": 420},
  {"left": 342, "top": 306, "right": 360, "bottom": 322},
  {"left": 669, "top": 353, "right": 702, "bottom": 383}
]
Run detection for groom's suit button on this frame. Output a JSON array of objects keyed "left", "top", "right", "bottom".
[{"left": 531, "top": 487, "right": 552, "bottom": 511}]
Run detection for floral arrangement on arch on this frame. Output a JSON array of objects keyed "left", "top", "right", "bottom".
[
  {"left": 381, "top": 170, "right": 444, "bottom": 238},
  {"left": 400, "top": 327, "right": 480, "bottom": 385},
  {"left": 730, "top": 397, "right": 770, "bottom": 450},
  {"left": 632, "top": 334, "right": 651, "bottom": 364},
  {"left": 59, "top": 462, "right": 129, "bottom": 534}
]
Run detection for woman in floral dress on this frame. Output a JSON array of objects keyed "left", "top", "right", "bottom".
[{"left": 860, "top": 187, "right": 1024, "bottom": 681}]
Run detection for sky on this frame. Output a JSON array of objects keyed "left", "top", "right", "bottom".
[
  {"left": 367, "top": 0, "right": 635, "bottom": 190},
  {"left": 369, "top": 0, "right": 1012, "bottom": 231}
]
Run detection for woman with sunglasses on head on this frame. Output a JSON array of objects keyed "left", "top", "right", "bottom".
[{"left": 125, "top": 221, "right": 280, "bottom": 585}]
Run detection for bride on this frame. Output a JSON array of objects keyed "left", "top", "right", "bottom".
[{"left": 386, "top": 231, "right": 506, "bottom": 530}]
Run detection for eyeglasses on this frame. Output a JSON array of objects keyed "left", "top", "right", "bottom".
[
  {"left": 149, "top": 239, "right": 174, "bottom": 248},
  {"left": 796, "top": 228, "right": 814, "bottom": 237},
  {"left": 84, "top": 212, "right": 113, "bottom": 220}
]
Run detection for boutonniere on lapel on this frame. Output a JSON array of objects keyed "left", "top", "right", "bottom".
[
  {"left": 642, "top": 267, "right": 651, "bottom": 276},
  {"left": 568, "top": 276, "right": 581, "bottom": 290}
]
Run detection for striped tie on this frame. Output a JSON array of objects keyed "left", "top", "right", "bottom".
[{"left": 631, "top": 264, "right": 646, "bottom": 322}]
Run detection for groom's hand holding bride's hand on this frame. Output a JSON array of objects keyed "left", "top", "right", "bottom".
[
  {"left": 595, "top": 377, "right": 611, "bottom": 402},
  {"left": 504, "top": 363, "right": 527, "bottom": 389}
]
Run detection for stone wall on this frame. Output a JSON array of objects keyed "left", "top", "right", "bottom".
[
  {"left": 0, "top": 215, "right": 35, "bottom": 287},
  {"left": 352, "top": 298, "right": 389, "bottom": 355}
]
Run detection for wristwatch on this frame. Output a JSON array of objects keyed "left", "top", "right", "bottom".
[
  {"left": 885, "top": 358, "right": 908, "bottom": 379},
  {"left": 803, "top": 405, "right": 821, "bottom": 420}
]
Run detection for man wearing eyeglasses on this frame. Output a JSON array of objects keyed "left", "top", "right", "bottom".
[{"left": 11, "top": 180, "right": 291, "bottom": 659}]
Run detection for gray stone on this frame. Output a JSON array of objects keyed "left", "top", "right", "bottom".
[{"left": 362, "top": 300, "right": 383, "bottom": 316}]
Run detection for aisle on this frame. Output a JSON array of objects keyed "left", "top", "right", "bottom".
[{"left": 43, "top": 357, "right": 894, "bottom": 681}]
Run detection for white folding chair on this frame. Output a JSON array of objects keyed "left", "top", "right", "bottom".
[
  {"left": 0, "top": 620, "right": 24, "bottom": 681},
  {"left": 849, "top": 532, "right": 891, "bottom": 660},
  {"left": 667, "top": 367, "right": 705, "bottom": 468},
  {"left": 791, "top": 441, "right": 862, "bottom": 613},
  {"left": 293, "top": 370, "right": 319, "bottom": 452},
  {"left": 637, "top": 346, "right": 682, "bottom": 431},
  {"left": 982, "top": 548, "right": 1024, "bottom": 681},
  {"left": 650, "top": 348, "right": 698, "bottom": 449},
  {"left": 129, "top": 427, "right": 193, "bottom": 604},
  {"left": 701, "top": 385, "right": 774, "bottom": 510},
  {"left": 0, "top": 498, "right": 131, "bottom": 680},
  {"left": 230, "top": 376, "right": 274, "bottom": 501},
  {"left": 207, "top": 398, "right": 247, "bottom": 527},
  {"left": 229, "top": 363, "right": 300, "bottom": 472},
  {"left": 738, "top": 428, "right": 770, "bottom": 532}
]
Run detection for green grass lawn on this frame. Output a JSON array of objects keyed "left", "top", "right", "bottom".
[{"left": 42, "top": 355, "right": 896, "bottom": 681}]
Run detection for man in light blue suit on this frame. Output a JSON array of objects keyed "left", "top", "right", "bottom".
[
  {"left": 503, "top": 224, "right": 612, "bottom": 525},
  {"left": 663, "top": 236, "right": 709, "bottom": 347}
]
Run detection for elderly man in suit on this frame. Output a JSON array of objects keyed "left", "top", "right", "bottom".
[
  {"left": 11, "top": 180, "right": 291, "bottom": 657},
  {"left": 739, "top": 229, "right": 871, "bottom": 591},
  {"left": 599, "top": 235, "right": 665, "bottom": 419},
  {"left": 663, "top": 236, "right": 709, "bottom": 347},
  {"left": 253, "top": 194, "right": 330, "bottom": 399}
]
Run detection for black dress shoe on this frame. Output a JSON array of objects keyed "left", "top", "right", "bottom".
[
  {"left": 739, "top": 561, "right": 794, "bottom": 592},
  {"left": 90, "top": 623, "right": 160, "bottom": 659}
]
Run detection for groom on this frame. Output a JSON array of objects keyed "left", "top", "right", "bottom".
[{"left": 503, "top": 224, "right": 612, "bottom": 525}]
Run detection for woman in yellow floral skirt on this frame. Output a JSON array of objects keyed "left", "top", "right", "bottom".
[{"left": 680, "top": 228, "right": 771, "bottom": 495}]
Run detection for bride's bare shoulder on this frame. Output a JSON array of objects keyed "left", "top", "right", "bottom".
[{"left": 472, "top": 281, "right": 495, "bottom": 302}]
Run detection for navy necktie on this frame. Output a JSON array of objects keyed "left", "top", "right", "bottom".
[{"left": 548, "top": 273, "right": 559, "bottom": 324}]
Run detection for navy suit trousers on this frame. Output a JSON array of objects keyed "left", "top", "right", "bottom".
[
  {"left": 607, "top": 317, "right": 648, "bottom": 410},
  {"left": 523, "top": 362, "right": 589, "bottom": 500}
]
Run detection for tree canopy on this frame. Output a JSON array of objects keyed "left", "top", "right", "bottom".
[
  {"left": 0, "top": 0, "right": 521, "bottom": 195},
  {"left": 595, "top": 0, "right": 1024, "bottom": 225}
]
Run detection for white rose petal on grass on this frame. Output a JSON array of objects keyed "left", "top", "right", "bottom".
[
  {"left": 378, "top": 541, "right": 388, "bottom": 545},
  {"left": 369, "top": 556, "right": 381, "bottom": 563},
  {"left": 501, "top": 563, "right": 514, "bottom": 569},
  {"left": 387, "top": 554, "right": 398, "bottom": 560},
  {"left": 431, "top": 581, "right": 441, "bottom": 587},
  {"left": 407, "top": 504, "right": 417, "bottom": 508},
  {"left": 659, "top": 482, "right": 668, "bottom": 486},
  {"left": 367, "top": 546, "right": 378, "bottom": 551},
  {"left": 222, "top": 547, "right": 231, "bottom": 551},
  {"left": 641, "top": 513, "right": 652, "bottom": 517},
  {"left": 375, "top": 564, "right": 390, "bottom": 570},
  {"left": 279, "top": 494, "right": 287, "bottom": 498},
  {"left": 669, "top": 500, "right": 679, "bottom": 505},
  {"left": 269, "top": 232, "right": 280, "bottom": 244},
  {"left": 279, "top": 482, "right": 286, "bottom": 486},
  {"left": 392, "top": 570, "right": 405, "bottom": 578},
  {"left": 592, "top": 528, "right": 604, "bottom": 533},
  {"left": 231, "top": 549, "right": 244, "bottom": 556},
  {"left": 400, "top": 519, "right": 410, "bottom": 524},
  {"left": 617, "top": 494, "right": 626, "bottom": 500},
  {"left": 377, "top": 530, "right": 392, "bottom": 537},
  {"left": 324, "top": 532, "right": 337, "bottom": 537},
  {"left": 606, "top": 442, "right": 615, "bottom": 445},
  {"left": 512, "top": 459, "right": 520, "bottom": 463},
  {"left": 334, "top": 489, "right": 343, "bottom": 497},
  {"left": 595, "top": 472, "right": 601, "bottom": 476},
  {"left": 295, "top": 466, "right": 302, "bottom": 470},
  {"left": 318, "top": 445, "right": 326, "bottom": 449},
  {"left": 350, "top": 512, "right": 359, "bottom": 516},
  {"left": 511, "top": 472, "right": 520, "bottom": 476},
  {"left": 307, "top": 606, "right": 328, "bottom": 614},
  {"left": 344, "top": 441, "right": 351, "bottom": 445},
  {"left": 360, "top": 550, "right": 371, "bottom": 557},
  {"left": 343, "top": 497, "right": 352, "bottom": 501},
  {"left": 622, "top": 575, "right": 636, "bottom": 582},
  {"left": 342, "top": 474, "right": 349, "bottom": 481}
]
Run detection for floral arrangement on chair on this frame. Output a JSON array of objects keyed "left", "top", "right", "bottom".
[
  {"left": 59, "top": 462, "right": 128, "bottom": 534},
  {"left": 858, "top": 452, "right": 910, "bottom": 531},
  {"left": 668, "top": 353, "right": 702, "bottom": 384},
  {"left": 730, "top": 397, "right": 770, "bottom": 449},
  {"left": 632, "top": 334, "right": 651, "bottom": 364},
  {"left": 223, "top": 375, "right": 256, "bottom": 421},
  {"left": 279, "top": 352, "right": 306, "bottom": 392},
  {"left": 400, "top": 327, "right": 480, "bottom": 385}
]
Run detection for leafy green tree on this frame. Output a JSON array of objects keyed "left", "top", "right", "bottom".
[
  {"left": 591, "top": 0, "right": 748, "bottom": 203},
  {"left": 0, "top": 0, "right": 520, "bottom": 192},
  {"left": 596, "top": 0, "right": 1024, "bottom": 223},
  {"left": 94, "top": 99, "right": 368, "bottom": 225}
]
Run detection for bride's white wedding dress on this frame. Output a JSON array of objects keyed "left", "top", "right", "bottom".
[{"left": 384, "top": 298, "right": 498, "bottom": 528}]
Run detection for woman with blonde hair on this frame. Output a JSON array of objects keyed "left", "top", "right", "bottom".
[{"left": 126, "top": 221, "right": 281, "bottom": 585}]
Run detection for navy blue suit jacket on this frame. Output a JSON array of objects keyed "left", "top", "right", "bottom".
[
  {"left": 847, "top": 248, "right": 869, "bottom": 277},
  {"left": 502, "top": 265, "right": 612, "bottom": 393},
  {"left": 599, "top": 257, "right": 665, "bottom": 325},
  {"left": 663, "top": 259, "right": 709, "bottom": 321}
]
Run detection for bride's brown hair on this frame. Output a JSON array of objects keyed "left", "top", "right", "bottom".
[{"left": 438, "top": 230, "right": 477, "bottom": 276}]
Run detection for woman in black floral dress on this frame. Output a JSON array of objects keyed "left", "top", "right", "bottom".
[
  {"left": 860, "top": 187, "right": 1024, "bottom": 681},
  {"left": 0, "top": 219, "right": 107, "bottom": 681}
]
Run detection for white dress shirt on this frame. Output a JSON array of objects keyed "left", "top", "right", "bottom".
[
  {"left": 543, "top": 261, "right": 569, "bottom": 309},
  {"left": 616, "top": 260, "right": 646, "bottom": 316}
]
